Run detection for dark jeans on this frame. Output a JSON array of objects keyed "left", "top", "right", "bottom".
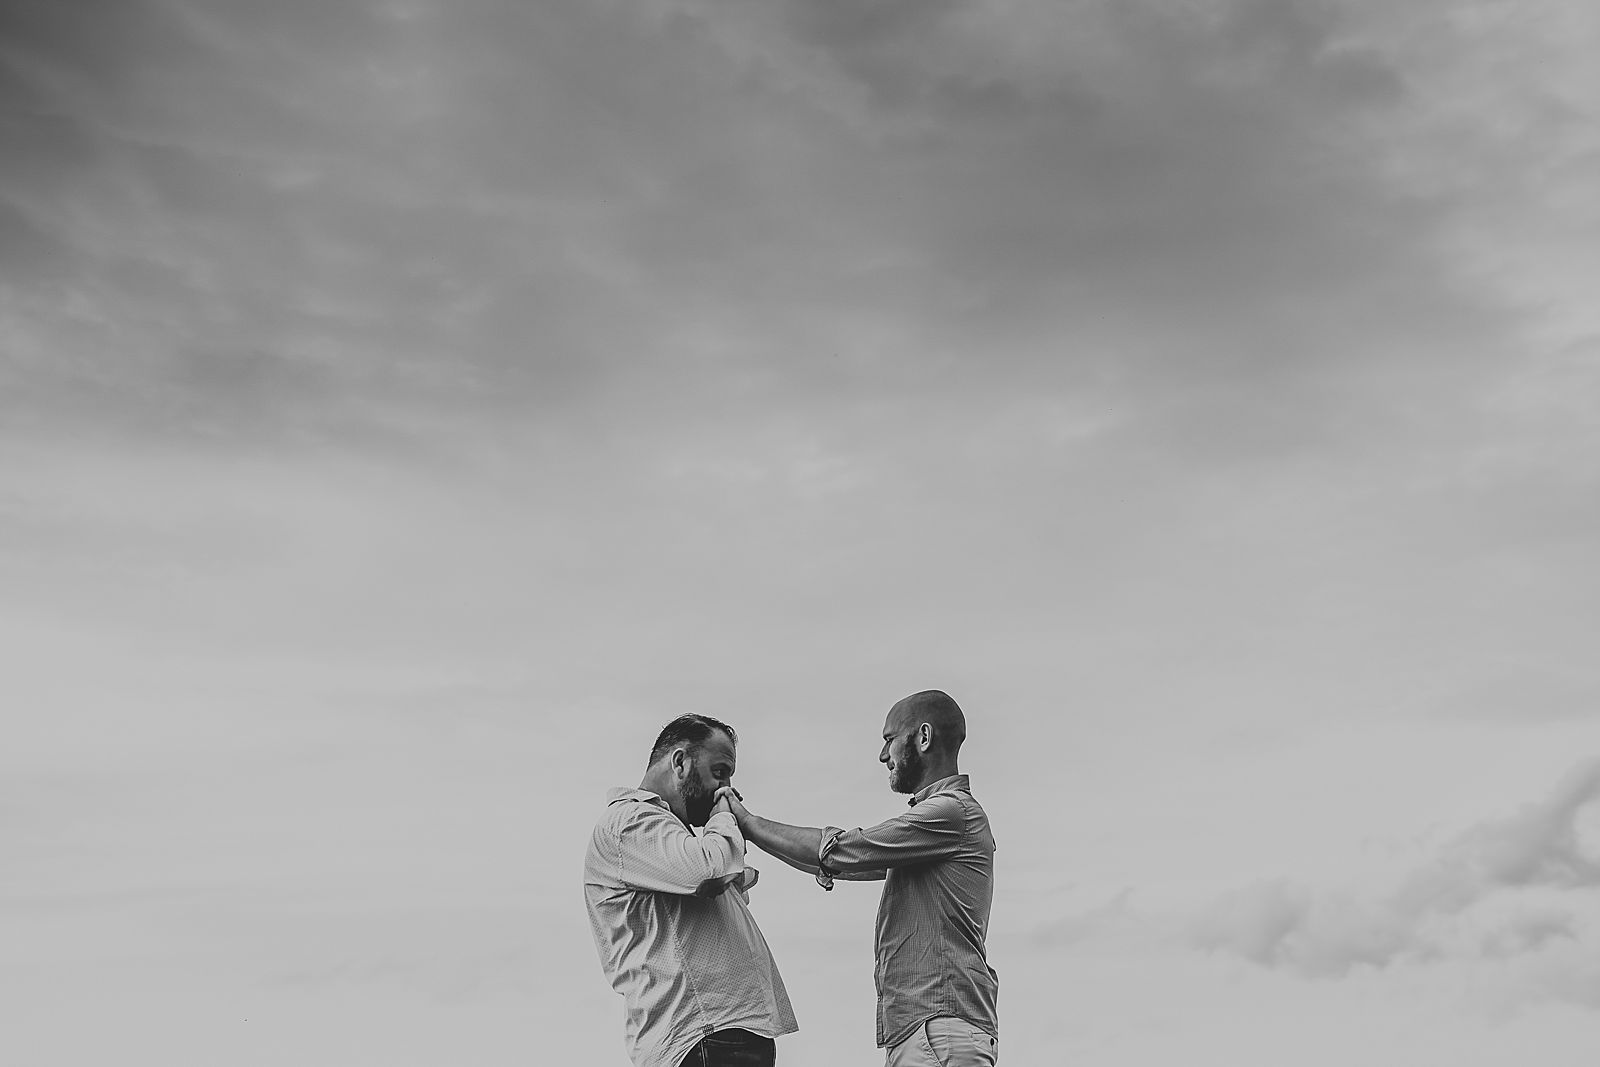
[{"left": 679, "top": 1028, "right": 776, "bottom": 1067}]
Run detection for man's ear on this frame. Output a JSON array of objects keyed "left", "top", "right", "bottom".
[
  {"left": 671, "top": 747, "right": 689, "bottom": 778},
  {"left": 918, "top": 723, "right": 933, "bottom": 752}
]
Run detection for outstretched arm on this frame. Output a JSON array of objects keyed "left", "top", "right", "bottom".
[
  {"left": 718, "top": 787, "right": 967, "bottom": 881},
  {"left": 716, "top": 788, "right": 886, "bottom": 883},
  {"left": 740, "top": 811, "right": 824, "bottom": 870}
]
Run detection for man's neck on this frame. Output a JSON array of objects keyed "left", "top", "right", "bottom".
[
  {"left": 910, "top": 763, "right": 960, "bottom": 794},
  {"left": 638, "top": 770, "right": 686, "bottom": 823}
]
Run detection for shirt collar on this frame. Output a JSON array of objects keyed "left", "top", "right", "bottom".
[
  {"left": 909, "top": 773, "right": 970, "bottom": 806},
  {"left": 607, "top": 786, "right": 669, "bottom": 809}
]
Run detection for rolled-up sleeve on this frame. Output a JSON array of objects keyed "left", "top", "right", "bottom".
[
  {"left": 818, "top": 795, "right": 965, "bottom": 877},
  {"left": 615, "top": 808, "right": 746, "bottom": 895}
]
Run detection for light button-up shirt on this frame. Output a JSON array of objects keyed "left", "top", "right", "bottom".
[{"left": 585, "top": 787, "right": 797, "bottom": 1067}]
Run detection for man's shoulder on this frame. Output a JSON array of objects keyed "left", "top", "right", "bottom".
[
  {"left": 900, "top": 789, "right": 970, "bottom": 830},
  {"left": 907, "top": 779, "right": 990, "bottom": 828},
  {"left": 909, "top": 775, "right": 978, "bottom": 810},
  {"left": 604, "top": 786, "right": 660, "bottom": 806},
  {"left": 594, "top": 788, "right": 672, "bottom": 832},
  {"left": 586, "top": 790, "right": 674, "bottom": 880}
]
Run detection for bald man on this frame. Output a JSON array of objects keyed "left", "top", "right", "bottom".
[{"left": 718, "top": 691, "right": 999, "bottom": 1066}]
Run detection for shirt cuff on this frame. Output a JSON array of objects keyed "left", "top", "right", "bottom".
[
  {"left": 816, "top": 826, "right": 844, "bottom": 891},
  {"left": 704, "top": 811, "right": 741, "bottom": 836},
  {"left": 704, "top": 812, "right": 746, "bottom": 863}
]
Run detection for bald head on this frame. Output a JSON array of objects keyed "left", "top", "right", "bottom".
[
  {"left": 887, "top": 689, "right": 967, "bottom": 755},
  {"left": 880, "top": 689, "right": 968, "bottom": 794}
]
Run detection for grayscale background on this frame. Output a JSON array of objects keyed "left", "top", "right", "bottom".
[{"left": 3, "top": 1, "right": 1598, "bottom": 1064}]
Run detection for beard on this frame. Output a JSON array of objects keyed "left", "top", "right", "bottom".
[
  {"left": 889, "top": 744, "right": 924, "bottom": 794},
  {"left": 679, "top": 773, "right": 717, "bottom": 826}
]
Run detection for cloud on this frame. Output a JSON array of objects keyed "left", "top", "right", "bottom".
[
  {"left": 1433, "top": 759, "right": 1600, "bottom": 893},
  {"left": 3, "top": 0, "right": 1576, "bottom": 471},
  {"left": 1194, "top": 758, "right": 1600, "bottom": 993},
  {"left": 2, "top": 1, "right": 1594, "bottom": 726}
]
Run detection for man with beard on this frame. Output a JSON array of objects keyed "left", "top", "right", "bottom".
[
  {"left": 584, "top": 714, "right": 797, "bottom": 1067},
  {"left": 716, "top": 691, "right": 999, "bottom": 1067}
]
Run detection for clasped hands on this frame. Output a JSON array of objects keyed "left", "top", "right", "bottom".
[
  {"left": 712, "top": 785, "right": 750, "bottom": 824},
  {"left": 693, "top": 787, "right": 756, "bottom": 899}
]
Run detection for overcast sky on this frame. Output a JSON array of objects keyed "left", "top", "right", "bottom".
[{"left": 4, "top": 1, "right": 1599, "bottom": 1064}]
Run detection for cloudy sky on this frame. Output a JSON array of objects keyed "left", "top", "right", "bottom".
[{"left": 4, "top": 0, "right": 1599, "bottom": 1063}]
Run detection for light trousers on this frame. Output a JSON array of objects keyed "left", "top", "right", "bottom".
[{"left": 885, "top": 1017, "right": 998, "bottom": 1067}]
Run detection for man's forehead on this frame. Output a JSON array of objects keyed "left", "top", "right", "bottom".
[{"left": 701, "top": 732, "right": 737, "bottom": 760}]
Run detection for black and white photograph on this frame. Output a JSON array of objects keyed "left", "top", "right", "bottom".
[{"left": 4, "top": 1, "right": 1598, "bottom": 1064}]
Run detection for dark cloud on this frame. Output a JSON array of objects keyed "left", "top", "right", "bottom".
[
  {"left": 0, "top": 195, "right": 67, "bottom": 276},
  {"left": 0, "top": 0, "right": 1576, "bottom": 488},
  {"left": 2, "top": 3, "right": 1592, "bottom": 702},
  {"left": 784, "top": 0, "right": 961, "bottom": 52},
  {"left": 0, "top": 0, "right": 185, "bottom": 103},
  {"left": 779, "top": 0, "right": 966, "bottom": 108}
]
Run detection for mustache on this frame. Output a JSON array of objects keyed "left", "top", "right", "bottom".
[{"left": 680, "top": 778, "right": 717, "bottom": 818}]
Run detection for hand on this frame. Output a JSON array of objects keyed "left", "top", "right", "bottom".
[
  {"left": 710, "top": 793, "right": 733, "bottom": 819},
  {"left": 714, "top": 786, "right": 749, "bottom": 825}
]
